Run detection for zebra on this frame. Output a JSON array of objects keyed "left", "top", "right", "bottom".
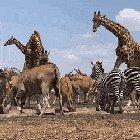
[
  {"left": 91, "top": 61, "right": 123, "bottom": 113},
  {"left": 123, "top": 67, "right": 140, "bottom": 110}
]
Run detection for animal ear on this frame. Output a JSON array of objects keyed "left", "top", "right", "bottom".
[
  {"left": 102, "top": 15, "right": 106, "bottom": 18},
  {"left": 98, "top": 11, "right": 100, "bottom": 15},
  {"left": 47, "top": 51, "right": 50, "bottom": 55},
  {"left": 34, "top": 31, "right": 38, "bottom": 35},
  {"left": 91, "top": 61, "right": 94, "bottom": 65},
  {"left": 11, "top": 36, "right": 13, "bottom": 39},
  {"left": 94, "top": 11, "right": 96, "bottom": 16}
]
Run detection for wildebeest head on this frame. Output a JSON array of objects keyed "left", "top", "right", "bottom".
[{"left": 3, "top": 68, "right": 16, "bottom": 81}]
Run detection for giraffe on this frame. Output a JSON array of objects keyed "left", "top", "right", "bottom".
[
  {"left": 4, "top": 31, "right": 47, "bottom": 69},
  {"left": 92, "top": 11, "right": 140, "bottom": 69}
]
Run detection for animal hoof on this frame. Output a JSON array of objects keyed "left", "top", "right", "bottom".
[
  {"left": 19, "top": 110, "right": 23, "bottom": 113},
  {"left": 68, "top": 107, "right": 75, "bottom": 112},
  {"left": 83, "top": 100, "right": 88, "bottom": 103},
  {"left": 54, "top": 108, "right": 61, "bottom": 113},
  {"left": 118, "top": 110, "right": 123, "bottom": 114},
  {"left": 0, "top": 107, "right": 4, "bottom": 114},
  {"left": 36, "top": 112, "right": 41, "bottom": 116},
  {"left": 60, "top": 112, "right": 64, "bottom": 115},
  {"left": 96, "top": 108, "right": 100, "bottom": 111}
]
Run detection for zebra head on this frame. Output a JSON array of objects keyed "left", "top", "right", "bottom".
[{"left": 91, "top": 61, "right": 104, "bottom": 80}]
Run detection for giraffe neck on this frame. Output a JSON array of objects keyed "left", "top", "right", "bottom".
[
  {"left": 13, "top": 38, "right": 26, "bottom": 54},
  {"left": 100, "top": 17, "right": 134, "bottom": 43}
]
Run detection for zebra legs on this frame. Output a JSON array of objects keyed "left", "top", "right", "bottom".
[{"left": 130, "top": 90, "right": 140, "bottom": 110}]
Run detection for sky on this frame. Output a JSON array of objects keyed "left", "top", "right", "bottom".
[{"left": 0, "top": 0, "right": 140, "bottom": 75}]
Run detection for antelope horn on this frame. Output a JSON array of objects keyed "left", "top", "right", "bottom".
[
  {"left": 91, "top": 61, "right": 94, "bottom": 66},
  {"left": 78, "top": 69, "right": 81, "bottom": 73},
  {"left": 11, "top": 67, "right": 21, "bottom": 73},
  {"left": 68, "top": 70, "right": 73, "bottom": 77},
  {"left": 74, "top": 69, "right": 79, "bottom": 73},
  {"left": 94, "top": 11, "right": 96, "bottom": 16}
]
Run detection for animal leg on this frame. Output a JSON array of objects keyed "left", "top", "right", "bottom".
[
  {"left": 67, "top": 97, "right": 75, "bottom": 112},
  {"left": 53, "top": 87, "right": 59, "bottom": 105},
  {"left": 95, "top": 92, "right": 101, "bottom": 111},
  {"left": 25, "top": 96, "right": 31, "bottom": 108},
  {"left": 15, "top": 97, "right": 23, "bottom": 113},
  {"left": 40, "top": 82, "right": 50, "bottom": 116},
  {"left": 77, "top": 93, "right": 80, "bottom": 103},
  {"left": 83, "top": 92, "right": 89, "bottom": 103},
  {"left": 130, "top": 91, "right": 138, "bottom": 110},
  {"left": 58, "top": 94, "right": 64, "bottom": 114},
  {"left": 15, "top": 90, "right": 24, "bottom": 113},
  {"left": 40, "top": 96, "right": 50, "bottom": 116},
  {"left": 110, "top": 97, "right": 115, "bottom": 114}
]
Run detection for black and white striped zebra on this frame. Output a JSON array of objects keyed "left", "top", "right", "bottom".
[
  {"left": 123, "top": 67, "right": 140, "bottom": 109},
  {"left": 91, "top": 61, "right": 123, "bottom": 113}
]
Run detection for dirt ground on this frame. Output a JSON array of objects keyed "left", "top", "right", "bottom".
[{"left": 0, "top": 94, "right": 140, "bottom": 140}]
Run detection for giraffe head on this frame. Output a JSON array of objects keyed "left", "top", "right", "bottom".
[
  {"left": 92, "top": 11, "right": 106, "bottom": 32},
  {"left": 32, "top": 31, "right": 42, "bottom": 46},
  {"left": 4, "top": 36, "right": 15, "bottom": 46}
]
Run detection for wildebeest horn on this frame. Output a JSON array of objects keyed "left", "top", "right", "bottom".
[
  {"left": 91, "top": 61, "right": 94, "bottom": 66},
  {"left": 94, "top": 11, "right": 96, "bottom": 16},
  {"left": 78, "top": 69, "right": 81, "bottom": 74},
  {"left": 74, "top": 69, "right": 79, "bottom": 73},
  {"left": 67, "top": 70, "right": 73, "bottom": 77},
  {"left": 11, "top": 67, "right": 21, "bottom": 73}
]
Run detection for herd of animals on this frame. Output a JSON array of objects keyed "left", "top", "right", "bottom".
[{"left": 0, "top": 11, "right": 139, "bottom": 116}]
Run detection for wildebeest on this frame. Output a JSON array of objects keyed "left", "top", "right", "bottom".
[
  {"left": 3, "top": 62, "right": 60, "bottom": 116},
  {"left": 59, "top": 75, "right": 76, "bottom": 114},
  {"left": 68, "top": 70, "right": 97, "bottom": 103}
]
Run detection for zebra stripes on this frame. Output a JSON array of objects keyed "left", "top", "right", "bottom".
[
  {"left": 91, "top": 61, "right": 123, "bottom": 113},
  {"left": 123, "top": 67, "right": 140, "bottom": 109}
]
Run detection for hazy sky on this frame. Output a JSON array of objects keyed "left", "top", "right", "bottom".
[{"left": 0, "top": 0, "right": 140, "bottom": 75}]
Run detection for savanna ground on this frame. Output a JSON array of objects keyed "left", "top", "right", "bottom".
[{"left": 0, "top": 93, "right": 140, "bottom": 140}]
